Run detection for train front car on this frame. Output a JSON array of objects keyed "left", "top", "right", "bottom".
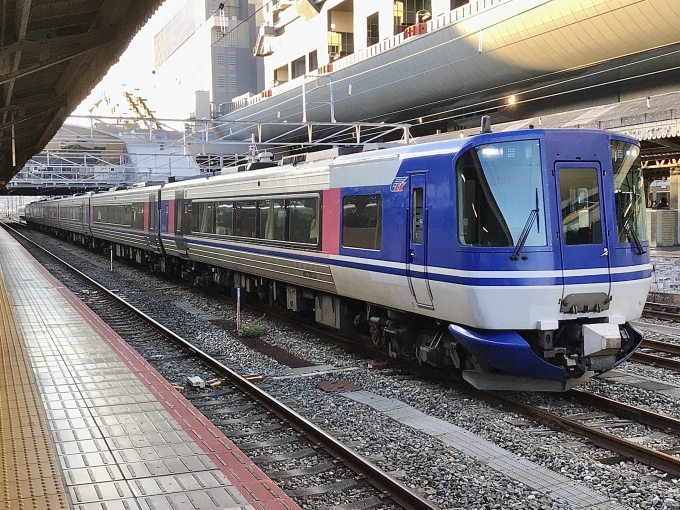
[{"left": 438, "top": 129, "right": 650, "bottom": 391}]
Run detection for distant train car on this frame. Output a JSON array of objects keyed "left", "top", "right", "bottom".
[
  {"left": 89, "top": 184, "right": 163, "bottom": 262},
  {"left": 56, "top": 194, "right": 91, "bottom": 237},
  {"left": 26, "top": 128, "right": 651, "bottom": 391}
]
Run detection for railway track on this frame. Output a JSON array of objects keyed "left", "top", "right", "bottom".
[
  {"left": 5, "top": 224, "right": 438, "bottom": 510},
  {"left": 10, "top": 223, "right": 680, "bottom": 486},
  {"left": 211, "top": 288, "right": 680, "bottom": 478},
  {"left": 644, "top": 301, "right": 680, "bottom": 321}
]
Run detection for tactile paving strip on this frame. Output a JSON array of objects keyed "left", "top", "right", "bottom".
[{"left": 0, "top": 263, "right": 70, "bottom": 509}]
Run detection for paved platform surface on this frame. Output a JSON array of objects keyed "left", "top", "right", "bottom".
[{"left": 0, "top": 227, "right": 300, "bottom": 510}]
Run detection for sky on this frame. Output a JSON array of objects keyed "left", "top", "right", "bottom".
[{"left": 69, "top": 0, "right": 188, "bottom": 124}]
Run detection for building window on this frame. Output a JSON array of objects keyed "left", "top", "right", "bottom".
[
  {"left": 328, "top": 31, "right": 354, "bottom": 59},
  {"left": 394, "top": 0, "right": 431, "bottom": 35},
  {"left": 450, "top": 0, "right": 469, "bottom": 9},
  {"left": 367, "top": 12, "right": 379, "bottom": 46},
  {"left": 216, "top": 52, "right": 225, "bottom": 66},
  {"left": 217, "top": 75, "right": 226, "bottom": 88},
  {"left": 228, "top": 75, "right": 237, "bottom": 91},
  {"left": 342, "top": 195, "right": 382, "bottom": 250},
  {"left": 291, "top": 56, "right": 306, "bottom": 79},
  {"left": 228, "top": 31, "right": 237, "bottom": 46},
  {"left": 308, "top": 50, "right": 318, "bottom": 72},
  {"left": 215, "top": 29, "right": 224, "bottom": 43},
  {"left": 228, "top": 52, "right": 237, "bottom": 68}
]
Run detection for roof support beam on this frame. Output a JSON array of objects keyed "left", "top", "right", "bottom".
[{"left": 2, "top": 0, "right": 33, "bottom": 124}]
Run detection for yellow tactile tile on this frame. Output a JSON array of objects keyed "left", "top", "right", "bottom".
[{"left": 0, "top": 265, "right": 70, "bottom": 510}]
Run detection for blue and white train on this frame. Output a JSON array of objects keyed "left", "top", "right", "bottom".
[{"left": 26, "top": 128, "right": 651, "bottom": 391}]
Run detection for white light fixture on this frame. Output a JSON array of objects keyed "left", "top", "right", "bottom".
[{"left": 508, "top": 95, "right": 517, "bottom": 105}]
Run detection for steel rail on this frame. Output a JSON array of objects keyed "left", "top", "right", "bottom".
[
  {"left": 641, "top": 338, "right": 680, "bottom": 356},
  {"left": 567, "top": 388, "right": 680, "bottom": 435},
  {"left": 630, "top": 351, "right": 680, "bottom": 371},
  {"left": 4, "top": 225, "right": 440, "bottom": 510},
  {"left": 470, "top": 390, "right": 680, "bottom": 476}
]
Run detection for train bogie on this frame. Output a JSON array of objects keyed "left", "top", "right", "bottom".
[{"left": 25, "top": 128, "right": 651, "bottom": 391}]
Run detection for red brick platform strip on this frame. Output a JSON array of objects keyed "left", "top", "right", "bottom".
[{"left": 25, "top": 256, "right": 300, "bottom": 510}]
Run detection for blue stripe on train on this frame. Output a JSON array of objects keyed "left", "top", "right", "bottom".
[{"left": 154, "top": 233, "right": 646, "bottom": 287}]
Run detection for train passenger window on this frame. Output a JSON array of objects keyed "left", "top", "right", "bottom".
[
  {"left": 412, "top": 188, "right": 423, "bottom": 244},
  {"left": 342, "top": 195, "right": 382, "bottom": 250},
  {"left": 234, "top": 201, "right": 257, "bottom": 237},
  {"left": 559, "top": 168, "right": 602, "bottom": 245},
  {"left": 215, "top": 202, "right": 233, "bottom": 235},
  {"left": 123, "top": 205, "right": 133, "bottom": 227},
  {"left": 289, "top": 197, "right": 318, "bottom": 244},
  {"left": 258, "top": 199, "right": 286, "bottom": 240},
  {"left": 611, "top": 141, "right": 647, "bottom": 243},
  {"left": 456, "top": 140, "right": 546, "bottom": 248},
  {"left": 193, "top": 202, "right": 215, "bottom": 234},
  {"left": 132, "top": 205, "right": 145, "bottom": 230}
]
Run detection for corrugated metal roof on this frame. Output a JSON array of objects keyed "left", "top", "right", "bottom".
[{"left": 0, "top": 0, "right": 166, "bottom": 187}]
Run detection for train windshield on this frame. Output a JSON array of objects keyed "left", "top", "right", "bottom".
[
  {"left": 612, "top": 141, "right": 647, "bottom": 244},
  {"left": 456, "top": 139, "right": 547, "bottom": 247}
]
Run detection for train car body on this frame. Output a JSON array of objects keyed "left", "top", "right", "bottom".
[
  {"left": 56, "top": 194, "right": 91, "bottom": 236},
  {"left": 89, "top": 185, "right": 163, "bottom": 261},
  {"left": 26, "top": 128, "right": 651, "bottom": 391}
]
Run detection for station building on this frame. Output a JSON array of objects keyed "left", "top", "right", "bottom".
[
  {"left": 219, "top": 0, "right": 680, "bottom": 246},
  {"left": 152, "top": 0, "right": 265, "bottom": 119}
]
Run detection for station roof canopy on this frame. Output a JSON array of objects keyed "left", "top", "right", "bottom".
[
  {"left": 0, "top": 0, "right": 165, "bottom": 188},
  {"left": 418, "top": 90, "right": 680, "bottom": 178}
]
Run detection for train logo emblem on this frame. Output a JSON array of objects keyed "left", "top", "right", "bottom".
[{"left": 390, "top": 177, "right": 407, "bottom": 192}]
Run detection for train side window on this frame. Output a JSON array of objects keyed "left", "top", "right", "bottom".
[
  {"left": 412, "top": 188, "right": 423, "bottom": 244},
  {"left": 289, "top": 197, "right": 318, "bottom": 244},
  {"left": 259, "top": 199, "right": 287, "bottom": 240},
  {"left": 193, "top": 202, "right": 215, "bottom": 234},
  {"left": 234, "top": 201, "right": 257, "bottom": 238},
  {"left": 559, "top": 167, "right": 603, "bottom": 245},
  {"left": 215, "top": 202, "right": 234, "bottom": 235},
  {"left": 342, "top": 194, "right": 382, "bottom": 250},
  {"left": 132, "top": 205, "right": 145, "bottom": 230}
]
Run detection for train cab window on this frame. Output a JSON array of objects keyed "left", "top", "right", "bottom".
[
  {"left": 234, "top": 201, "right": 257, "bottom": 237},
  {"left": 193, "top": 202, "right": 215, "bottom": 234},
  {"left": 215, "top": 202, "right": 233, "bottom": 235},
  {"left": 342, "top": 195, "right": 382, "bottom": 250},
  {"left": 259, "top": 199, "right": 286, "bottom": 241},
  {"left": 559, "top": 168, "right": 603, "bottom": 245},
  {"left": 456, "top": 140, "right": 546, "bottom": 248},
  {"left": 289, "top": 197, "right": 319, "bottom": 244},
  {"left": 611, "top": 141, "right": 647, "bottom": 244}
]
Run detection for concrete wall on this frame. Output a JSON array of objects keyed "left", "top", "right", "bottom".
[{"left": 648, "top": 209, "right": 678, "bottom": 247}]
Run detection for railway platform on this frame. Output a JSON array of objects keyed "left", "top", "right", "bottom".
[{"left": 0, "top": 227, "right": 300, "bottom": 509}]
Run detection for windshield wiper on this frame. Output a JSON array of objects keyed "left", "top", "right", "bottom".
[
  {"left": 510, "top": 188, "right": 540, "bottom": 261},
  {"left": 626, "top": 223, "right": 646, "bottom": 255}
]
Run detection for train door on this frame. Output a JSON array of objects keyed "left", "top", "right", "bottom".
[
  {"left": 148, "top": 191, "right": 160, "bottom": 252},
  {"left": 408, "top": 173, "right": 434, "bottom": 309},
  {"left": 175, "top": 189, "right": 189, "bottom": 258},
  {"left": 555, "top": 162, "right": 611, "bottom": 314}
]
